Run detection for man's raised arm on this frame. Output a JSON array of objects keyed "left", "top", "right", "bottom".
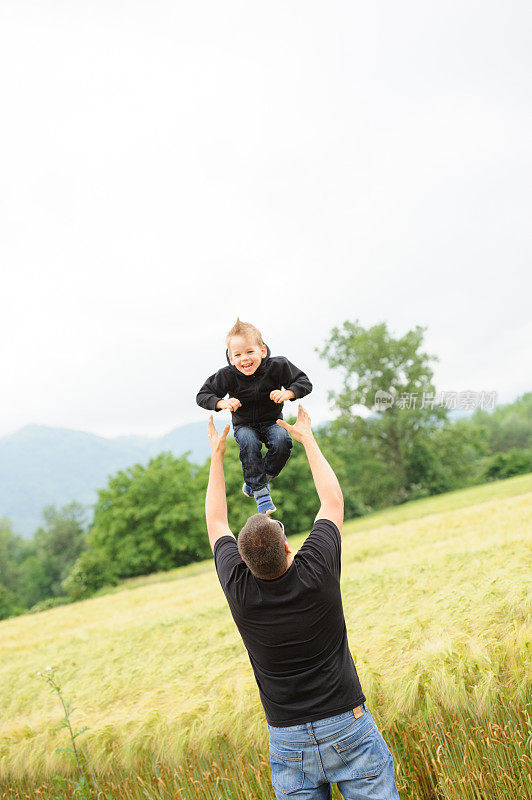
[
  {"left": 205, "top": 416, "right": 235, "bottom": 550},
  {"left": 277, "top": 406, "right": 344, "bottom": 532}
]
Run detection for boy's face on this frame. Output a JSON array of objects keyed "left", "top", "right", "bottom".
[{"left": 228, "top": 335, "right": 267, "bottom": 375}]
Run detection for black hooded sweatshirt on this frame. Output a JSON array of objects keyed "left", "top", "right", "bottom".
[{"left": 196, "top": 345, "right": 312, "bottom": 427}]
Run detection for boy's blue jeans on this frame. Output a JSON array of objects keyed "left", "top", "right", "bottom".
[
  {"left": 267, "top": 704, "right": 400, "bottom": 800},
  {"left": 233, "top": 422, "right": 292, "bottom": 492}
]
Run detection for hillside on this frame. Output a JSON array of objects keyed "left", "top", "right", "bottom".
[
  {"left": 0, "top": 422, "right": 211, "bottom": 536},
  {"left": 0, "top": 409, "right": 475, "bottom": 538},
  {"left": 0, "top": 473, "right": 530, "bottom": 798}
]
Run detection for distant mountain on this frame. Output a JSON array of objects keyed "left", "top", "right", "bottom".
[{"left": 0, "top": 422, "right": 211, "bottom": 537}]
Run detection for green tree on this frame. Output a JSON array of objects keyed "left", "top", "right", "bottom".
[
  {"left": 20, "top": 503, "right": 88, "bottom": 605},
  {"left": 83, "top": 452, "right": 207, "bottom": 582},
  {"left": 318, "top": 320, "right": 448, "bottom": 506},
  {"left": 316, "top": 421, "right": 383, "bottom": 514},
  {"left": 16, "top": 553, "right": 50, "bottom": 609},
  {"left": 472, "top": 393, "right": 532, "bottom": 453},
  {"left": 425, "top": 418, "right": 491, "bottom": 492},
  {"left": 0, "top": 517, "right": 24, "bottom": 595},
  {"left": 0, "top": 584, "right": 24, "bottom": 620},
  {"left": 0, "top": 518, "right": 26, "bottom": 619}
]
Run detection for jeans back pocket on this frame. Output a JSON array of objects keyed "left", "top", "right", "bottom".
[
  {"left": 332, "top": 720, "right": 389, "bottom": 779},
  {"left": 269, "top": 744, "right": 304, "bottom": 794}
]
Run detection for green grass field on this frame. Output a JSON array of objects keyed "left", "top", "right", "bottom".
[{"left": 0, "top": 473, "right": 531, "bottom": 799}]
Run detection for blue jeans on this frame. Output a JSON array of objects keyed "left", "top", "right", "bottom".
[
  {"left": 233, "top": 423, "right": 292, "bottom": 492},
  {"left": 267, "top": 704, "right": 400, "bottom": 800}
]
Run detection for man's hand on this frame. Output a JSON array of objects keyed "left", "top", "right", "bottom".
[
  {"left": 216, "top": 397, "right": 242, "bottom": 412},
  {"left": 277, "top": 404, "right": 313, "bottom": 443},
  {"left": 208, "top": 415, "right": 230, "bottom": 458},
  {"left": 270, "top": 389, "right": 295, "bottom": 404}
]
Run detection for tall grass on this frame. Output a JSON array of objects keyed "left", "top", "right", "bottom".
[
  {"left": 1, "top": 692, "right": 530, "bottom": 800},
  {"left": 0, "top": 475, "right": 530, "bottom": 799}
]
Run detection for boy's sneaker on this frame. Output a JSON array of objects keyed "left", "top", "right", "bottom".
[
  {"left": 242, "top": 482, "right": 253, "bottom": 498},
  {"left": 256, "top": 494, "right": 276, "bottom": 515},
  {"left": 254, "top": 485, "right": 276, "bottom": 515}
]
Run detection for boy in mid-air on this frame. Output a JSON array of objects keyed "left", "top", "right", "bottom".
[{"left": 196, "top": 319, "right": 312, "bottom": 514}]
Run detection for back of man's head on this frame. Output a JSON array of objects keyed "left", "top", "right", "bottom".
[{"left": 238, "top": 514, "right": 287, "bottom": 579}]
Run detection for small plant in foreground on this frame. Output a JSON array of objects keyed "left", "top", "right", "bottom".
[{"left": 36, "top": 666, "right": 94, "bottom": 799}]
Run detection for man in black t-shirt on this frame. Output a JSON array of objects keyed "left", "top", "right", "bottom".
[{"left": 206, "top": 406, "right": 400, "bottom": 800}]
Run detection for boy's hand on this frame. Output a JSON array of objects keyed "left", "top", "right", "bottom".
[
  {"left": 216, "top": 397, "right": 242, "bottom": 412},
  {"left": 270, "top": 389, "right": 295, "bottom": 404},
  {"left": 277, "top": 404, "right": 313, "bottom": 443},
  {"left": 208, "top": 416, "right": 230, "bottom": 458}
]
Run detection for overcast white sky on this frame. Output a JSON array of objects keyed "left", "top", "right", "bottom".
[{"left": 1, "top": 1, "right": 530, "bottom": 439}]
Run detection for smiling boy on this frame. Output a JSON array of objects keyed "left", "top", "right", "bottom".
[{"left": 196, "top": 318, "right": 312, "bottom": 514}]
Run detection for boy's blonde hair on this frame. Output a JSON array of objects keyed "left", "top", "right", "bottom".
[{"left": 226, "top": 318, "right": 263, "bottom": 351}]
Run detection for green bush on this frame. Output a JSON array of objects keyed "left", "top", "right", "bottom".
[
  {"left": 481, "top": 447, "right": 532, "bottom": 481},
  {"left": 62, "top": 549, "right": 119, "bottom": 601},
  {"left": 28, "top": 595, "right": 70, "bottom": 613}
]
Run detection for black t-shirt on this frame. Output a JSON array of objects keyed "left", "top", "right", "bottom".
[{"left": 213, "top": 518, "right": 366, "bottom": 726}]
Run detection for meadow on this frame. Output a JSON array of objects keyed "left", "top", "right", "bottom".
[{"left": 0, "top": 473, "right": 530, "bottom": 799}]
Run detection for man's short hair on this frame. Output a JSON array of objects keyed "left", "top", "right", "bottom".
[
  {"left": 238, "top": 514, "right": 287, "bottom": 579},
  {"left": 226, "top": 318, "right": 263, "bottom": 350}
]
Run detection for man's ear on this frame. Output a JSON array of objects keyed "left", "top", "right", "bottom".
[{"left": 284, "top": 541, "right": 292, "bottom": 554}]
